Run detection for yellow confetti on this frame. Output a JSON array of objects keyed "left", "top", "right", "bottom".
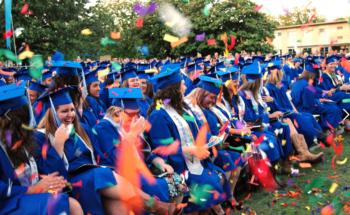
[
  {"left": 329, "top": 183, "right": 338, "bottom": 193},
  {"left": 18, "top": 50, "right": 34, "bottom": 60},
  {"left": 305, "top": 206, "right": 311, "bottom": 211},
  {"left": 281, "top": 139, "right": 286, "bottom": 146},
  {"left": 171, "top": 37, "right": 188, "bottom": 48},
  {"left": 81, "top": 28, "right": 92, "bottom": 36},
  {"left": 145, "top": 69, "right": 158, "bottom": 74},
  {"left": 98, "top": 67, "right": 110, "bottom": 78},
  {"left": 163, "top": 34, "right": 179, "bottom": 43},
  {"left": 245, "top": 144, "right": 251, "bottom": 152},
  {"left": 156, "top": 99, "right": 163, "bottom": 110},
  {"left": 241, "top": 132, "right": 244, "bottom": 137},
  {"left": 336, "top": 157, "right": 348, "bottom": 165}
]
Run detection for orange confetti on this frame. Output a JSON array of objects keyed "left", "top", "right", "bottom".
[
  {"left": 110, "top": 32, "right": 121, "bottom": 40},
  {"left": 171, "top": 37, "right": 188, "bottom": 48},
  {"left": 152, "top": 140, "right": 180, "bottom": 156},
  {"left": 11, "top": 140, "right": 23, "bottom": 151},
  {"left": 212, "top": 146, "right": 218, "bottom": 158},
  {"left": 321, "top": 205, "right": 334, "bottom": 215},
  {"left": 144, "top": 120, "right": 152, "bottom": 132},
  {"left": 42, "top": 143, "right": 48, "bottom": 160},
  {"left": 15, "top": 163, "right": 26, "bottom": 176},
  {"left": 299, "top": 162, "right": 312, "bottom": 168}
]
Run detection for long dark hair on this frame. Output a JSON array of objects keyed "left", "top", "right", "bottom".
[
  {"left": 148, "top": 82, "right": 184, "bottom": 115},
  {"left": 51, "top": 75, "right": 82, "bottom": 108},
  {"left": 0, "top": 105, "right": 36, "bottom": 167}
]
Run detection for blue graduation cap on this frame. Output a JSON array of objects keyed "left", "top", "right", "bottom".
[
  {"left": 326, "top": 55, "right": 339, "bottom": 65},
  {"left": 215, "top": 67, "right": 239, "bottom": 82},
  {"left": 137, "top": 63, "right": 151, "bottom": 72},
  {"left": 208, "top": 61, "right": 226, "bottom": 73},
  {"left": 151, "top": 63, "right": 182, "bottom": 90},
  {"left": 241, "top": 61, "right": 262, "bottom": 82},
  {"left": 50, "top": 61, "right": 83, "bottom": 77},
  {"left": 52, "top": 51, "right": 65, "bottom": 61},
  {"left": 85, "top": 70, "right": 99, "bottom": 86},
  {"left": 124, "top": 62, "right": 137, "bottom": 69},
  {"left": 197, "top": 75, "right": 222, "bottom": 94},
  {"left": 187, "top": 63, "right": 203, "bottom": 73},
  {"left": 29, "top": 81, "right": 47, "bottom": 94},
  {"left": 136, "top": 70, "right": 150, "bottom": 80},
  {"left": 283, "top": 54, "right": 293, "bottom": 60},
  {"left": 203, "top": 60, "right": 211, "bottom": 67},
  {"left": 106, "top": 71, "right": 120, "bottom": 82},
  {"left": 293, "top": 57, "right": 304, "bottom": 63},
  {"left": 252, "top": 56, "right": 265, "bottom": 63},
  {"left": 109, "top": 88, "right": 143, "bottom": 110},
  {"left": 195, "top": 57, "right": 204, "bottom": 64},
  {"left": 304, "top": 62, "right": 319, "bottom": 74},
  {"left": 267, "top": 58, "right": 282, "bottom": 71},
  {"left": 14, "top": 68, "right": 32, "bottom": 81},
  {"left": 42, "top": 70, "right": 53, "bottom": 81},
  {"left": 38, "top": 87, "right": 73, "bottom": 108},
  {"left": 155, "top": 61, "right": 164, "bottom": 68},
  {"left": 0, "top": 82, "right": 28, "bottom": 116},
  {"left": 121, "top": 67, "right": 138, "bottom": 82}
]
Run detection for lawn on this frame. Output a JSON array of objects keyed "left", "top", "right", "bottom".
[{"left": 241, "top": 133, "right": 350, "bottom": 215}]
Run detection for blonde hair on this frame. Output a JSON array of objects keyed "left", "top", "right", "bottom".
[
  {"left": 38, "top": 108, "right": 93, "bottom": 148},
  {"left": 266, "top": 69, "right": 283, "bottom": 85}
]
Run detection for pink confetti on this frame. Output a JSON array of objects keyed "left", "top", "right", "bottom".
[{"left": 72, "top": 180, "right": 83, "bottom": 188}]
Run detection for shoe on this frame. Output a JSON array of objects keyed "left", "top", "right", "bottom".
[{"left": 291, "top": 133, "right": 323, "bottom": 163}]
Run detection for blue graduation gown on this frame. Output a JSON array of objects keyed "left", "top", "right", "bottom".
[
  {"left": 93, "top": 118, "right": 171, "bottom": 202},
  {"left": 282, "top": 64, "right": 293, "bottom": 87},
  {"left": 266, "top": 83, "right": 322, "bottom": 146},
  {"left": 291, "top": 79, "right": 342, "bottom": 130},
  {"left": 147, "top": 108, "right": 227, "bottom": 212},
  {"left": 0, "top": 146, "right": 69, "bottom": 215},
  {"left": 138, "top": 98, "right": 151, "bottom": 118},
  {"left": 99, "top": 87, "right": 113, "bottom": 109},
  {"left": 33, "top": 100, "right": 49, "bottom": 125},
  {"left": 86, "top": 96, "right": 106, "bottom": 120},
  {"left": 239, "top": 92, "right": 284, "bottom": 161},
  {"left": 318, "top": 72, "right": 350, "bottom": 112},
  {"left": 34, "top": 129, "right": 117, "bottom": 215},
  {"left": 183, "top": 75, "right": 195, "bottom": 96}
]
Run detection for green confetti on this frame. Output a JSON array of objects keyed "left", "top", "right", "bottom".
[
  {"left": 182, "top": 113, "right": 195, "bottom": 122},
  {"left": 92, "top": 128, "right": 98, "bottom": 135},
  {"left": 202, "top": 4, "right": 212, "bottom": 17},
  {"left": 160, "top": 137, "right": 175, "bottom": 145},
  {"left": 0, "top": 49, "right": 21, "bottom": 63},
  {"left": 29, "top": 55, "right": 43, "bottom": 80},
  {"left": 111, "top": 62, "right": 122, "bottom": 72},
  {"left": 228, "top": 145, "right": 245, "bottom": 152},
  {"left": 304, "top": 177, "right": 330, "bottom": 193},
  {"left": 342, "top": 98, "right": 350, "bottom": 103},
  {"left": 190, "top": 183, "right": 213, "bottom": 205},
  {"left": 101, "top": 37, "right": 117, "bottom": 47},
  {"left": 343, "top": 191, "right": 350, "bottom": 197},
  {"left": 112, "top": 139, "right": 120, "bottom": 145}
]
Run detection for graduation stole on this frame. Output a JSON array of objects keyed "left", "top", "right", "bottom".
[
  {"left": 216, "top": 98, "right": 232, "bottom": 120},
  {"left": 185, "top": 98, "right": 207, "bottom": 125},
  {"left": 210, "top": 106, "right": 230, "bottom": 126},
  {"left": 162, "top": 105, "right": 204, "bottom": 175},
  {"left": 323, "top": 71, "right": 339, "bottom": 87}
]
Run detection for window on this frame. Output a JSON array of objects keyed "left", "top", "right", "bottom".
[
  {"left": 303, "top": 48, "right": 312, "bottom": 54},
  {"left": 337, "top": 26, "right": 343, "bottom": 30},
  {"left": 319, "top": 28, "right": 324, "bottom": 33},
  {"left": 288, "top": 48, "right": 296, "bottom": 55},
  {"left": 320, "top": 47, "right": 328, "bottom": 55},
  {"left": 338, "top": 36, "right": 343, "bottom": 39},
  {"left": 278, "top": 32, "right": 282, "bottom": 36}
]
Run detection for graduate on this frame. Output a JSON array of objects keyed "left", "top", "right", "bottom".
[
  {"left": 27, "top": 81, "right": 47, "bottom": 104},
  {"left": 136, "top": 64, "right": 154, "bottom": 117},
  {"left": 93, "top": 87, "right": 185, "bottom": 207},
  {"left": 147, "top": 64, "right": 228, "bottom": 213},
  {"left": 281, "top": 54, "right": 294, "bottom": 87},
  {"left": 41, "top": 67, "right": 53, "bottom": 87},
  {"left": 0, "top": 83, "right": 83, "bottom": 215},
  {"left": 185, "top": 75, "right": 244, "bottom": 208},
  {"left": 35, "top": 88, "right": 177, "bottom": 215},
  {"left": 99, "top": 70, "right": 120, "bottom": 109},
  {"left": 291, "top": 62, "right": 343, "bottom": 131},
  {"left": 84, "top": 70, "right": 106, "bottom": 120},
  {"left": 318, "top": 55, "right": 350, "bottom": 117},
  {"left": 264, "top": 61, "right": 323, "bottom": 162}
]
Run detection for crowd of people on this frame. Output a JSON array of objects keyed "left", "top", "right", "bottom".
[{"left": 0, "top": 49, "right": 350, "bottom": 215}]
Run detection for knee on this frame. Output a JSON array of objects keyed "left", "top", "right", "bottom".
[{"left": 68, "top": 197, "right": 83, "bottom": 215}]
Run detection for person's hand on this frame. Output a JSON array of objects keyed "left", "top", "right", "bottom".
[
  {"left": 27, "top": 172, "right": 67, "bottom": 194},
  {"left": 54, "top": 124, "right": 71, "bottom": 156},
  {"left": 262, "top": 95, "right": 274, "bottom": 103},
  {"left": 320, "top": 98, "right": 333, "bottom": 103},
  {"left": 120, "top": 116, "right": 146, "bottom": 138},
  {"left": 270, "top": 111, "right": 283, "bottom": 119},
  {"left": 240, "top": 127, "right": 252, "bottom": 136}
]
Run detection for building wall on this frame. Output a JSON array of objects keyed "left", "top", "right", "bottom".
[{"left": 273, "top": 21, "right": 350, "bottom": 55}]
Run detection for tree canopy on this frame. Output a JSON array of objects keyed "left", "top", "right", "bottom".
[
  {"left": 0, "top": 0, "right": 277, "bottom": 60},
  {"left": 277, "top": 7, "right": 326, "bottom": 26}
]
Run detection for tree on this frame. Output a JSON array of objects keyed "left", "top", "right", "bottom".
[
  {"left": 98, "top": 0, "right": 277, "bottom": 58},
  {"left": 277, "top": 7, "right": 326, "bottom": 26}
]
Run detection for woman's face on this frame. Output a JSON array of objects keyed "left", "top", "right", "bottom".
[
  {"left": 180, "top": 80, "right": 187, "bottom": 95},
  {"left": 139, "top": 79, "right": 148, "bottom": 94},
  {"left": 43, "top": 77, "right": 53, "bottom": 87},
  {"left": 326, "top": 62, "right": 336, "bottom": 73},
  {"left": 128, "top": 77, "right": 140, "bottom": 88},
  {"left": 202, "top": 92, "right": 217, "bottom": 108},
  {"left": 89, "top": 81, "right": 100, "bottom": 98},
  {"left": 121, "top": 108, "right": 140, "bottom": 131},
  {"left": 28, "top": 90, "right": 38, "bottom": 104},
  {"left": 57, "top": 103, "right": 76, "bottom": 125}
]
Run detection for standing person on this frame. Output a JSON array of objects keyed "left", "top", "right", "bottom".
[
  {"left": 0, "top": 83, "right": 83, "bottom": 215},
  {"left": 147, "top": 64, "right": 227, "bottom": 214}
]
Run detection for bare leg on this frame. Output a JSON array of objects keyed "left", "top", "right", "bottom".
[
  {"left": 68, "top": 197, "right": 84, "bottom": 215},
  {"left": 103, "top": 198, "right": 128, "bottom": 215},
  {"left": 283, "top": 118, "right": 298, "bottom": 135}
]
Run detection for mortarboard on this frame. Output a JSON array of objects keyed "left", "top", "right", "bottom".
[
  {"left": 42, "top": 70, "right": 53, "bottom": 80},
  {"left": 50, "top": 61, "right": 83, "bottom": 77},
  {"left": 215, "top": 67, "right": 239, "bottom": 82},
  {"left": 109, "top": 87, "right": 143, "bottom": 110},
  {"left": 151, "top": 63, "right": 182, "bottom": 90},
  {"left": 326, "top": 55, "right": 339, "bottom": 65},
  {"left": 267, "top": 58, "right": 282, "bottom": 71},
  {"left": 38, "top": 87, "right": 73, "bottom": 108},
  {"left": 85, "top": 70, "right": 99, "bottom": 86},
  {"left": 252, "top": 56, "right": 265, "bottom": 63},
  {"left": 121, "top": 67, "right": 138, "bottom": 82},
  {"left": 241, "top": 61, "right": 262, "bottom": 82},
  {"left": 0, "top": 82, "right": 28, "bottom": 116},
  {"left": 106, "top": 71, "right": 121, "bottom": 82},
  {"left": 29, "top": 81, "right": 47, "bottom": 94},
  {"left": 187, "top": 63, "right": 203, "bottom": 73},
  {"left": 197, "top": 75, "right": 222, "bottom": 94}
]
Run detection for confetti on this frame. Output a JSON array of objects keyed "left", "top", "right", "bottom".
[
  {"left": 18, "top": 50, "right": 34, "bottom": 60},
  {"left": 72, "top": 180, "right": 83, "bottom": 188},
  {"left": 11, "top": 140, "right": 23, "bottom": 151},
  {"left": 29, "top": 55, "right": 44, "bottom": 80},
  {"left": 202, "top": 3, "right": 212, "bottom": 16},
  {"left": 207, "top": 38, "right": 216, "bottom": 46},
  {"left": 41, "top": 143, "right": 48, "bottom": 160},
  {"left": 329, "top": 183, "right": 338, "bottom": 194},
  {"left": 153, "top": 140, "right": 180, "bottom": 156},
  {"left": 254, "top": 5, "right": 263, "bottom": 12},
  {"left": 195, "top": 33, "right": 205, "bottom": 41},
  {"left": 100, "top": 37, "right": 117, "bottom": 47},
  {"left": 171, "top": 37, "right": 188, "bottom": 48},
  {"left": 163, "top": 34, "right": 179, "bottom": 43},
  {"left": 20, "top": 3, "right": 29, "bottom": 15},
  {"left": 81, "top": 28, "right": 92, "bottom": 36},
  {"left": 135, "top": 17, "right": 144, "bottom": 29},
  {"left": 299, "top": 162, "right": 312, "bottom": 168},
  {"left": 133, "top": 2, "right": 157, "bottom": 16},
  {"left": 3, "top": 30, "right": 13, "bottom": 39},
  {"left": 336, "top": 157, "right": 347, "bottom": 165}
]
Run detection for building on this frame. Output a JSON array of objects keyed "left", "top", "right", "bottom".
[{"left": 273, "top": 20, "right": 350, "bottom": 55}]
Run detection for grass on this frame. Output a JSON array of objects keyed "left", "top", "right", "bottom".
[{"left": 241, "top": 133, "right": 350, "bottom": 215}]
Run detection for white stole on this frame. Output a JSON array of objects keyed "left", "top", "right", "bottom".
[{"left": 162, "top": 105, "right": 204, "bottom": 175}]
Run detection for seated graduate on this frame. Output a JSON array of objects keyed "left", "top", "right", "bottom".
[
  {"left": 136, "top": 63, "right": 155, "bottom": 118},
  {"left": 41, "top": 66, "right": 54, "bottom": 87},
  {"left": 291, "top": 61, "right": 343, "bottom": 133},
  {"left": 35, "top": 88, "right": 176, "bottom": 215},
  {"left": 99, "top": 70, "right": 120, "bottom": 109},
  {"left": 147, "top": 64, "right": 228, "bottom": 214},
  {"left": 84, "top": 69, "right": 106, "bottom": 121},
  {"left": 263, "top": 59, "right": 323, "bottom": 162},
  {"left": 0, "top": 83, "right": 83, "bottom": 215},
  {"left": 28, "top": 81, "right": 47, "bottom": 105},
  {"left": 93, "top": 87, "right": 185, "bottom": 207},
  {"left": 237, "top": 62, "right": 285, "bottom": 165},
  {"left": 185, "top": 75, "right": 244, "bottom": 207},
  {"left": 318, "top": 55, "right": 350, "bottom": 126}
]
